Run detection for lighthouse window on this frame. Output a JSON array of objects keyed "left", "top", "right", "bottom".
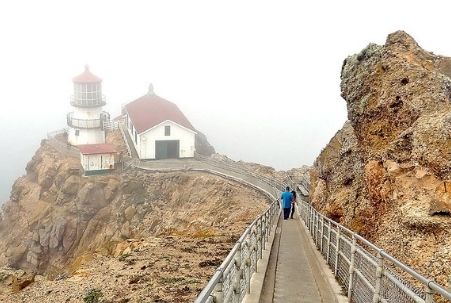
[
  {"left": 75, "top": 130, "right": 80, "bottom": 136},
  {"left": 165, "top": 125, "right": 171, "bottom": 136}
]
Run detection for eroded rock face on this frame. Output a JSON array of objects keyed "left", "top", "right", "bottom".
[
  {"left": 311, "top": 31, "right": 451, "bottom": 287},
  {"left": 0, "top": 140, "right": 269, "bottom": 302}
]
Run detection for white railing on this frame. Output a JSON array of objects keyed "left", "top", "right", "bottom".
[
  {"left": 194, "top": 152, "right": 284, "bottom": 191},
  {"left": 118, "top": 121, "right": 133, "bottom": 158},
  {"left": 195, "top": 200, "right": 280, "bottom": 303},
  {"left": 103, "top": 120, "right": 119, "bottom": 131},
  {"left": 67, "top": 112, "right": 103, "bottom": 129},
  {"left": 298, "top": 200, "right": 451, "bottom": 303}
]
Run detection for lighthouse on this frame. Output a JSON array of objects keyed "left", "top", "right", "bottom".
[{"left": 67, "top": 66, "right": 109, "bottom": 145}]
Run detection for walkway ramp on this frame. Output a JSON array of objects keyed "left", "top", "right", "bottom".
[{"left": 262, "top": 215, "right": 342, "bottom": 303}]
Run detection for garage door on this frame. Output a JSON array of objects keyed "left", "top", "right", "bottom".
[{"left": 155, "top": 140, "right": 180, "bottom": 159}]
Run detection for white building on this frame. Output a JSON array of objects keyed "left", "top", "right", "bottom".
[
  {"left": 124, "top": 85, "right": 197, "bottom": 159},
  {"left": 79, "top": 144, "right": 116, "bottom": 175},
  {"left": 67, "top": 66, "right": 109, "bottom": 145}
]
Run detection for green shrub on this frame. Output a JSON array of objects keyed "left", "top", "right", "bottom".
[
  {"left": 118, "top": 253, "right": 130, "bottom": 261},
  {"left": 84, "top": 288, "right": 103, "bottom": 303}
]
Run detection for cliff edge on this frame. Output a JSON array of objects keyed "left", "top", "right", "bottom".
[{"left": 0, "top": 137, "right": 270, "bottom": 302}]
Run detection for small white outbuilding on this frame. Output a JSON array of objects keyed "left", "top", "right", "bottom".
[
  {"left": 124, "top": 85, "right": 197, "bottom": 160},
  {"left": 79, "top": 144, "right": 116, "bottom": 175}
]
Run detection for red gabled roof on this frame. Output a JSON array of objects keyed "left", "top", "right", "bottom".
[
  {"left": 125, "top": 93, "right": 196, "bottom": 134},
  {"left": 79, "top": 144, "right": 116, "bottom": 155},
  {"left": 73, "top": 65, "right": 102, "bottom": 83}
]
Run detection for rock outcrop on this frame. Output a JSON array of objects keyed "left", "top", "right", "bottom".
[
  {"left": 0, "top": 139, "right": 269, "bottom": 302},
  {"left": 195, "top": 131, "right": 216, "bottom": 156},
  {"left": 310, "top": 31, "right": 451, "bottom": 287}
]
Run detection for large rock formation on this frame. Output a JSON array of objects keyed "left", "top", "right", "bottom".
[
  {"left": 310, "top": 31, "right": 451, "bottom": 287},
  {"left": 195, "top": 131, "right": 216, "bottom": 156},
  {"left": 0, "top": 139, "right": 269, "bottom": 302}
]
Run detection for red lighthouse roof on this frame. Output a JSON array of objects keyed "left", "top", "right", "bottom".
[{"left": 72, "top": 65, "right": 102, "bottom": 83}]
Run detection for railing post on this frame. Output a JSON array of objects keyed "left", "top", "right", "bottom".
[
  {"left": 310, "top": 206, "right": 314, "bottom": 235},
  {"left": 212, "top": 272, "right": 224, "bottom": 303},
  {"left": 258, "top": 218, "right": 263, "bottom": 261},
  {"left": 252, "top": 226, "right": 258, "bottom": 273},
  {"left": 313, "top": 210, "right": 316, "bottom": 238},
  {"left": 425, "top": 284, "right": 434, "bottom": 303},
  {"left": 245, "top": 238, "right": 252, "bottom": 294},
  {"left": 267, "top": 207, "right": 272, "bottom": 238},
  {"left": 335, "top": 227, "right": 340, "bottom": 275},
  {"left": 320, "top": 215, "right": 324, "bottom": 253},
  {"left": 315, "top": 212, "right": 318, "bottom": 245},
  {"left": 326, "top": 220, "right": 331, "bottom": 264},
  {"left": 315, "top": 212, "right": 319, "bottom": 246},
  {"left": 307, "top": 205, "right": 311, "bottom": 231},
  {"left": 233, "top": 242, "right": 242, "bottom": 302},
  {"left": 262, "top": 214, "right": 267, "bottom": 250},
  {"left": 347, "top": 234, "right": 357, "bottom": 301},
  {"left": 310, "top": 207, "right": 315, "bottom": 242},
  {"left": 372, "top": 250, "right": 384, "bottom": 303}
]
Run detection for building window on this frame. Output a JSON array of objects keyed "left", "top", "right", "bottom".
[
  {"left": 75, "top": 130, "right": 80, "bottom": 136},
  {"left": 165, "top": 125, "right": 171, "bottom": 136}
]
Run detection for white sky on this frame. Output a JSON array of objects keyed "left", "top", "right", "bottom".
[{"left": 0, "top": 1, "right": 450, "bottom": 202}]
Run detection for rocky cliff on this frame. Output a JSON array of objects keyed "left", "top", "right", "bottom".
[
  {"left": 0, "top": 139, "right": 270, "bottom": 302},
  {"left": 310, "top": 31, "right": 451, "bottom": 287}
]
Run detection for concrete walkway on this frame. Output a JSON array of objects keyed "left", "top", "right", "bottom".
[
  {"left": 264, "top": 213, "right": 342, "bottom": 303},
  {"left": 124, "top": 157, "right": 344, "bottom": 302}
]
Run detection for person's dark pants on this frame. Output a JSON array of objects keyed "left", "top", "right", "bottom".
[
  {"left": 283, "top": 208, "right": 291, "bottom": 220},
  {"left": 290, "top": 203, "right": 295, "bottom": 219}
]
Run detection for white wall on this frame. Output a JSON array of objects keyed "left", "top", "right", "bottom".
[
  {"left": 138, "top": 121, "right": 195, "bottom": 159},
  {"left": 68, "top": 106, "right": 105, "bottom": 145},
  {"left": 72, "top": 106, "right": 103, "bottom": 119},
  {"left": 81, "top": 153, "right": 115, "bottom": 171},
  {"left": 68, "top": 128, "right": 105, "bottom": 145}
]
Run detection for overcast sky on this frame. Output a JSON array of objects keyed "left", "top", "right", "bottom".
[{"left": 0, "top": 0, "right": 450, "bottom": 202}]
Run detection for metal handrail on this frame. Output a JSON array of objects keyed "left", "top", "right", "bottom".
[
  {"left": 298, "top": 199, "right": 451, "bottom": 303},
  {"left": 195, "top": 198, "right": 280, "bottom": 303},
  {"left": 127, "top": 153, "right": 451, "bottom": 302}
]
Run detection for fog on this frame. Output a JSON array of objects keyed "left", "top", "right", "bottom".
[{"left": 1, "top": 0, "right": 450, "bottom": 203}]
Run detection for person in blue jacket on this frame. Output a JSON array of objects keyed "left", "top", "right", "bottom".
[{"left": 281, "top": 186, "right": 293, "bottom": 220}]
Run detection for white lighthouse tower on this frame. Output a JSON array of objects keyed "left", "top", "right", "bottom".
[{"left": 67, "top": 66, "right": 109, "bottom": 145}]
